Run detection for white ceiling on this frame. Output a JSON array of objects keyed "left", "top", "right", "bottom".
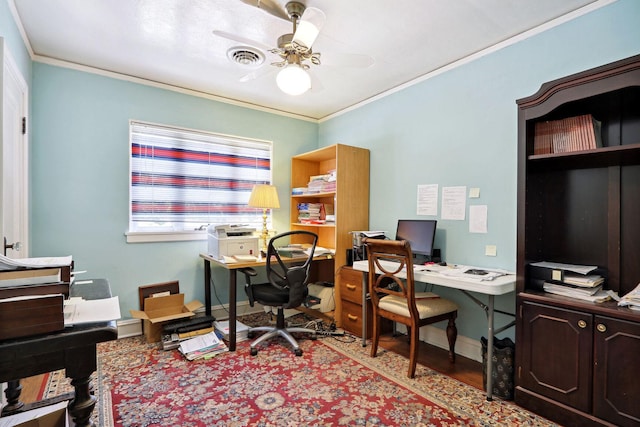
[{"left": 12, "top": 0, "right": 602, "bottom": 120}]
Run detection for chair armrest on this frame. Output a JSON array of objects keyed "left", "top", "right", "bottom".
[
  {"left": 239, "top": 268, "right": 258, "bottom": 307},
  {"left": 239, "top": 267, "right": 258, "bottom": 277}
]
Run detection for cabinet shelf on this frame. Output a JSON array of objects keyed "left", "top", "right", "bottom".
[
  {"left": 291, "top": 192, "right": 336, "bottom": 198},
  {"left": 291, "top": 222, "right": 336, "bottom": 228},
  {"left": 528, "top": 142, "right": 640, "bottom": 169}
]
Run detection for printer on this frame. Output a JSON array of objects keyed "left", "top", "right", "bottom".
[{"left": 207, "top": 224, "right": 259, "bottom": 260}]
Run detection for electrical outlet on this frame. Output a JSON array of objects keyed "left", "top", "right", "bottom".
[{"left": 485, "top": 245, "right": 497, "bottom": 256}]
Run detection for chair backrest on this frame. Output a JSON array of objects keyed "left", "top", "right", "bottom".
[
  {"left": 363, "top": 238, "right": 418, "bottom": 318},
  {"left": 266, "top": 230, "right": 318, "bottom": 309}
]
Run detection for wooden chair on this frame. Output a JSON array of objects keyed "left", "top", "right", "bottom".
[{"left": 363, "top": 238, "right": 458, "bottom": 378}]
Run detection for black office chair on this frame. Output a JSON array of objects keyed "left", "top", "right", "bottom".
[{"left": 240, "top": 230, "right": 319, "bottom": 356}]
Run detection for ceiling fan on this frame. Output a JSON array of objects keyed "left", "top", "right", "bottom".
[{"left": 214, "top": 1, "right": 373, "bottom": 96}]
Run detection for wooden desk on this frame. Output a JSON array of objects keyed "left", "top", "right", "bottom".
[
  {"left": 352, "top": 260, "right": 516, "bottom": 401},
  {"left": 199, "top": 253, "right": 334, "bottom": 351},
  {"left": 0, "top": 279, "right": 118, "bottom": 426}
]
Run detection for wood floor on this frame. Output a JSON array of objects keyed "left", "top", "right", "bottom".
[
  {"left": 377, "top": 332, "right": 484, "bottom": 390},
  {"left": 17, "top": 332, "right": 484, "bottom": 405}
]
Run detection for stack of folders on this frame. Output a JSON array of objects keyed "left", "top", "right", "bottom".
[
  {"left": 214, "top": 320, "right": 250, "bottom": 342},
  {"left": 543, "top": 272, "right": 609, "bottom": 303},
  {"left": 179, "top": 331, "right": 228, "bottom": 361},
  {"left": 618, "top": 283, "right": 640, "bottom": 311}
]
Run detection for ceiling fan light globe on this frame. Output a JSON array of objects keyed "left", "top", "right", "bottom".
[
  {"left": 293, "top": 7, "right": 325, "bottom": 49},
  {"left": 276, "top": 64, "right": 311, "bottom": 96}
]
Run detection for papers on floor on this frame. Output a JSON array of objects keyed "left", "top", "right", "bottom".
[
  {"left": 0, "top": 254, "right": 73, "bottom": 271},
  {"left": 179, "top": 331, "right": 229, "bottom": 360},
  {"left": 214, "top": 320, "right": 250, "bottom": 342},
  {"left": 63, "top": 296, "right": 121, "bottom": 326},
  {"left": 618, "top": 283, "right": 640, "bottom": 311},
  {"left": 0, "top": 400, "right": 68, "bottom": 427}
]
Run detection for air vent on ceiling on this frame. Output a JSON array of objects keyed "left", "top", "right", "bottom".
[{"left": 227, "top": 46, "right": 265, "bottom": 68}]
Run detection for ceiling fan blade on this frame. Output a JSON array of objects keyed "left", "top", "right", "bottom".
[
  {"left": 212, "top": 30, "right": 272, "bottom": 52},
  {"left": 293, "top": 7, "right": 326, "bottom": 50},
  {"left": 239, "top": 0, "right": 289, "bottom": 21},
  {"left": 308, "top": 69, "right": 324, "bottom": 93},
  {"left": 322, "top": 52, "right": 375, "bottom": 69},
  {"left": 239, "top": 66, "right": 275, "bottom": 83}
]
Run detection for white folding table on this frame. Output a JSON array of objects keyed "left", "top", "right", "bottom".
[{"left": 352, "top": 260, "right": 516, "bottom": 401}]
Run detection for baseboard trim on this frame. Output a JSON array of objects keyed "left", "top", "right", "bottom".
[
  {"left": 117, "top": 304, "right": 483, "bottom": 362},
  {"left": 116, "top": 301, "right": 264, "bottom": 339},
  {"left": 395, "top": 324, "right": 483, "bottom": 363}
]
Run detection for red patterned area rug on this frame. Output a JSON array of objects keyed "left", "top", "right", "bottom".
[{"left": 42, "top": 333, "right": 558, "bottom": 427}]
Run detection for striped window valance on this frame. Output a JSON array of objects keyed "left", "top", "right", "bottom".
[{"left": 130, "top": 121, "right": 273, "bottom": 231}]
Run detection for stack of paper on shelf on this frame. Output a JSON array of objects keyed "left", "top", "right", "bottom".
[
  {"left": 214, "top": 320, "right": 250, "bottom": 342},
  {"left": 542, "top": 283, "right": 609, "bottom": 303},
  {"left": 618, "top": 283, "right": 640, "bottom": 311},
  {"left": 179, "top": 331, "right": 228, "bottom": 360},
  {"left": 530, "top": 261, "right": 609, "bottom": 302}
]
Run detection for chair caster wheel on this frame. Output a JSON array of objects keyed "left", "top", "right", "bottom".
[
  {"left": 250, "top": 348, "right": 258, "bottom": 356},
  {"left": 311, "top": 335, "right": 317, "bottom": 340},
  {"left": 294, "top": 349, "right": 303, "bottom": 356},
  {"left": 248, "top": 331, "right": 255, "bottom": 339}
]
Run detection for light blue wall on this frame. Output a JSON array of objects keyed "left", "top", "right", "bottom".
[
  {"left": 319, "top": 0, "right": 640, "bottom": 340},
  {"left": 13, "top": 0, "right": 640, "bottom": 343},
  {"left": 0, "top": 0, "right": 31, "bottom": 80},
  {"left": 30, "top": 64, "right": 317, "bottom": 315}
]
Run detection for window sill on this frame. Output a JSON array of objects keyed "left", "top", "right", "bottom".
[{"left": 125, "top": 230, "right": 207, "bottom": 243}]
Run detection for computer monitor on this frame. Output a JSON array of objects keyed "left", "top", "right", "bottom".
[{"left": 395, "top": 219, "right": 437, "bottom": 263}]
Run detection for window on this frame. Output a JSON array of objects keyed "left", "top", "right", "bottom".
[{"left": 128, "top": 121, "right": 273, "bottom": 241}]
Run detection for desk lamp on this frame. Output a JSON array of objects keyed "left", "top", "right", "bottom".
[{"left": 248, "top": 184, "right": 280, "bottom": 255}]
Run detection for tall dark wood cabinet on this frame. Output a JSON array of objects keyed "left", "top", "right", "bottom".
[{"left": 515, "top": 54, "right": 640, "bottom": 427}]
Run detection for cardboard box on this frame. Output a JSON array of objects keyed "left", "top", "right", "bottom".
[
  {"left": 129, "top": 293, "right": 203, "bottom": 342},
  {"left": 0, "top": 294, "right": 64, "bottom": 340},
  {"left": 1, "top": 401, "right": 68, "bottom": 427}
]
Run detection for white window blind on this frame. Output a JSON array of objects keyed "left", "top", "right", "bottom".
[{"left": 129, "top": 121, "right": 272, "bottom": 232}]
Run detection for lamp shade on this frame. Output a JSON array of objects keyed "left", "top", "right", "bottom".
[
  {"left": 248, "top": 184, "right": 280, "bottom": 209},
  {"left": 276, "top": 64, "right": 311, "bottom": 96}
]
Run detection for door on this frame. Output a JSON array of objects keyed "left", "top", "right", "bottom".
[
  {"left": 593, "top": 315, "right": 640, "bottom": 426},
  {"left": 519, "top": 302, "right": 592, "bottom": 412},
  {"left": 1, "top": 42, "right": 29, "bottom": 258}
]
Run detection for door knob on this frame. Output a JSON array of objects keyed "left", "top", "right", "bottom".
[{"left": 3, "top": 237, "right": 21, "bottom": 256}]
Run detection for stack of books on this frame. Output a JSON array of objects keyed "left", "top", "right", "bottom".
[
  {"left": 178, "top": 331, "right": 228, "bottom": 360},
  {"left": 297, "top": 202, "right": 322, "bottom": 223},
  {"left": 533, "top": 114, "right": 602, "bottom": 154},
  {"left": 306, "top": 170, "right": 337, "bottom": 193}
]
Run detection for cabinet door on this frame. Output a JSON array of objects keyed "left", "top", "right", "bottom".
[
  {"left": 520, "top": 302, "right": 592, "bottom": 412},
  {"left": 593, "top": 315, "right": 640, "bottom": 426}
]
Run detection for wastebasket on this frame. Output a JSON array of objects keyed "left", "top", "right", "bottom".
[{"left": 481, "top": 336, "right": 515, "bottom": 400}]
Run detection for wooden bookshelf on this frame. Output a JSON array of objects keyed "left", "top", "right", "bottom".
[
  {"left": 515, "top": 54, "right": 640, "bottom": 427},
  {"left": 290, "top": 144, "right": 370, "bottom": 326}
]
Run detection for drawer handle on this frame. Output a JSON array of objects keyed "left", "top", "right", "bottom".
[
  {"left": 578, "top": 320, "right": 587, "bottom": 329},
  {"left": 346, "top": 284, "right": 357, "bottom": 291},
  {"left": 596, "top": 323, "right": 607, "bottom": 333},
  {"left": 347, "top": 314, "right": 359, "bottom": 321}
]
